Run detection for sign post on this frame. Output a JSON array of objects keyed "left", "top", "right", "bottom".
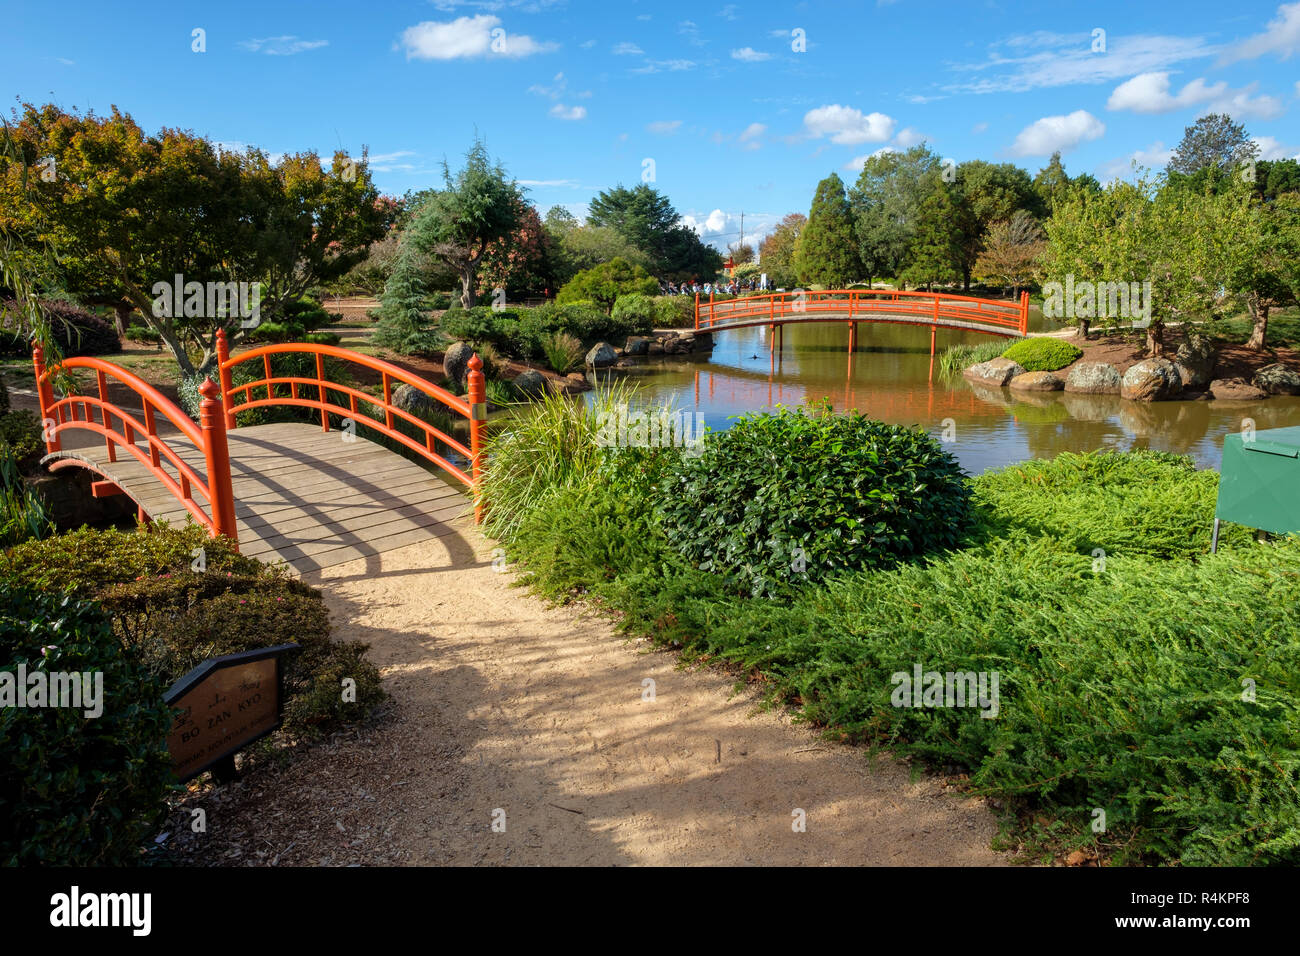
[{"left": 164, "top": 644, "right": 298, "bottom": 782}]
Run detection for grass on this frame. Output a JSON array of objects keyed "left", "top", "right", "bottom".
[
  {"left": 483, "top": 398, "right": 1300, "bottom": 865},
  {"left": 937, "top": 340, "right": 1007, "bottom": 380},
  {"left": 1209, "top": 306, "right": 1300, "bottom": 350}
]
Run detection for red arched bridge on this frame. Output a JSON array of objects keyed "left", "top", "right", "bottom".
[
  {"left": 695, "top": 289, "right": 1029, "bottom": 357},
  {"left": 32, "top": 330, "right": 486, "bottom": 572}
]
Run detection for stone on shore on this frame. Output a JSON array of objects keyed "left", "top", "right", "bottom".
[
  {"left": 963, "top": 357, "right": 1025, "bottom": 387},
  {"left": 1121, "top": 358, "right": 1182, "bottom": 401},
  {"left": 1064, "top": 361, "right": 1122, "bottom": 395}
]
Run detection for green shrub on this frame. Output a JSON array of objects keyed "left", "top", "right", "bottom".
[
  {"left": 556, "top": 258, "right": 659, "bottom": 314},
  {"left": 1, "top": 526, "right": 386, "bottom": 736},
  {"left": 0, "top": 299, "right": 121, "bottom": 358},
  {"left": 610, "top": 293, "right": 657, "bottom": 335},
  {"left": 1, "top": 588, "right": 174, "bottom": 865},
  {"left": 124, "top": 325, "right": 162, "bottom": 348},
  {"left": 654, "top": 295, "right": 696, "bottom": 329},
  {"left": 0, "top": 443, "right": 52, "bottom": 546},
  {"left": 0, "top": 410, "right": 44, "bottom": 474},
  {"left": 541, "top": 332, "right": 584, "bottom": 374},
  {"left": 428, "top": 292, "right": 453, "bottom": 311},
  {"left": 1000, "top": 336, "right": 1082, "bottom": 372},
  {"left": 659, "top": 406, "right": 973, "bottom": 597}
]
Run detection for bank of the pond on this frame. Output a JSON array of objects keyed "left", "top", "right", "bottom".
[{"left": 483, "top": 397, "right": 1300, "bottom": 866}]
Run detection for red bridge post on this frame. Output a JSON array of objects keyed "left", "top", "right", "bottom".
[
  {"left": 31, "top": 344, "right": 61, "bottom": 455},
  {"left": 198, "top": 378, "right": 238, "bottom": 546},
  {"left": 215, "top": 328, "right": 236, "bottom": 430},
  {"left": 1019, "top": 290, "right": 1030, "bottom": 335},
  {"left": 468, "top": 354, "right": 486, "bottom": 524}
]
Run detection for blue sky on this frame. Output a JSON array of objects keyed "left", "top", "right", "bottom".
[{"left": 8, "top": 0, "right": 1300, "bottom": 250}]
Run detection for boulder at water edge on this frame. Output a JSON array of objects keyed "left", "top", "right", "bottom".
[
  {"left": 443, "top": 341, "right": 475, "bottom": 387},
  {"left": 1009, "top": 371, "right": 1065, "bottom": 391},
  {"left": 586, "top": 342, "right": 619, "bottom": 368},
  {"left": 1253, "top": 363, "right": 1300, "bottom": 395},
  {"left": 392, "top": 383, "right": 439, "bottom": 420},
  {"left": 963, "top": 357, "right": 1026, "bottom": 387},
  {"left": 623, "top": 336, "right": 651, "bottom": 356},
  {"left": 512, "top": 369, "right": 549, "bottom": 399},
  {"left": 1064, "top": 361, "right": 1122, "bottom": 394},
  {"left": 1209, "top": 377, "right": 1268, "bottom": 401},
  {"left": 1173, "top": 337, "right": 1215, "bottom": 388},
  {"left": 1121, "top": 358, "right": 1182, "bottom": 401}
]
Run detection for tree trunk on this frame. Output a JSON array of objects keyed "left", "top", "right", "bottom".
[
  {"left": 1077, "top": 317, "right": 1090, "bottom": 340},
  {"left": 1146, "top": 318, "right": 1164, "bottom": 357},
  {"left": 1246, "top": 300, "right": 1269, "bottom": 351},
  {"left": 460, "top": 269, "right": 477, "bottom": 310},
  {"left": 112, "top": 302, "right": 131, "bottom": 338}
]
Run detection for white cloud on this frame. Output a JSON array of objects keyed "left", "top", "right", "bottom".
[
  {"left": 613, "top": 42, "right": 643, "bottom": 55},
  {"left": 844, "top": 147, "right": 898, "bottom": 171},
  {"left": 528, "top": 72, "right": 589, "bottom": 100},
  {"left": 400, "top": 15, "right": 556, "bottom": 60},
  {"left": 549, "top": 104, "right": 587, "bottom": 121},
  {"left": 971, "top": 121, "right": 989, "bottom": 134},
  {"left": 1220, "top": 2, "right": 1300, "bottom": 64},
  {"left": 631, "top": 59, "right": 697, "bottom": 74},
  {"left": 718, "top": 4, "right": 740, "bottom": 21},
  {"left": 1009, "top": 110, "right": 1105, "bottom": 156},
  {"left": 738, "top": 122, "right": 766, "bottom": 141},
  {"left": 1096, "top": 141, "right": 1175, "bottom": 180},
  {"left": 368, "top": 150, "right": 416, "bottom": 164},
  {"left": 1107, "top": 71, "right": 1283, "bottom": 118},
  {"left": 682, "top": 208, "right": 729, "bottom": 236},
  {"left": 518, "top": 178, "right": 581, "bottom": 188},
  {"left": 948, "top": 32, "right": 1216, "bottom": 94},
  {"left": 579, "top": 39, "right": 597, "bottom": 49},
  {"left": 647, "top": 120, "right": 682, "bottom": 134},
  {"left": 803, "top": 104, "right": 896, "bottom": 144},
  {"left": 732, "top": 47, "right": 771, "bottom": 62},
  {"left": 894, "top": 127, "right": 926, "bottom": 148},
  {"left": 1252, "top": 135, "right": 1300, "bottom": 160},
  {"left": 240, "top": 36, "right": 328, "bottom": 55}
]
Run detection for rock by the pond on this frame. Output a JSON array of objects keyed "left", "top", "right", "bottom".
[
  {"left": 1209, "top": 377, "right": 1268, "bottom": 401},
  {"left": 1064, "top": 361, "right": 1122, "bottom": 394},
  {"left": 963, "top": 357, "right": 1026, "bottom": 387},
  {"left": 1253, "top": 363, "right": 1300, "bottom": 395},
  {"left": 647, "top": 340, "right": 665, "bottom": 355},
  {"left": 512, "top": 369, "right": 548, "bottom": 398},
  {"left": 443, "top": 341, "right": 475, "bottom": 387},
  {"left": 1121, "top": 358, "right": 1182, "bottom": 401},
  {"left": 1009, "top": 370, "right": 1065, "bottom": 391},
  {"left": 566, "top": 371, "right": 588, "bottom": 384},
  {"left": 1174, "top": 337, "right": 1215, "bottom": 388},
  {"left": 391, "top": 383, "right": 442, "bottom": 420},
  {"left": 585, "top": 342, "right": 619, "bottom": 368},
  {"left": 624, "top": 336, "right": 651, "bottom": 356}
]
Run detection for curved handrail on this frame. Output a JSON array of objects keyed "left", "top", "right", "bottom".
[
  {"left": 31, "top": 347, "right": 238, "bottom": 541},
  {"left": 696, "top": 289, "right": 1029, "bottom": 336},
  {"left": 217, "top": 334, "right": 485, "bottom": 495}
]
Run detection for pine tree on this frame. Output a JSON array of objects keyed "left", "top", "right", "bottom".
[
  {"left": 795, "top": 173, "right": 861, "bottom": 287},
  {"left": 901, "top": 184, "right": 963, "bottom": 291},
  {"left": 373, "top": 250, "right": 430, "bottom": 351}
]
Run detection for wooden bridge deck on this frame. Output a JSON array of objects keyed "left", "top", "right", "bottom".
[{"left": 43, "top": 421, "right": 469, "bottom": 573}]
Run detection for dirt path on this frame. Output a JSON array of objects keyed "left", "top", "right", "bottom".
[{"left": 169, "top": 517, "right": 1006, "bottom": 866}]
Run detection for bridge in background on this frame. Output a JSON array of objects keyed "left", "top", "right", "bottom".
[
  {"left": 32, "top": 331, "right": 486, "bottom": 572},
  {"left": 695, "top": 289, "right": 1029, "bottom": 373}
]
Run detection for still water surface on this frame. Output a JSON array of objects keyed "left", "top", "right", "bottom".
[{"left": 597, "top": 313, "right": 1300, "bottom": 475}]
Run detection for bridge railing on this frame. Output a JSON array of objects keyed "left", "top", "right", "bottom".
[
  {"left": 695, "top": 289, "right": 1029, "bottom": 335},
  {"left": 216, "top": 331, "right": 486, "bottom": 517},
  {"left": 31, "top": 345, "right": 239, "bottom": 541}
]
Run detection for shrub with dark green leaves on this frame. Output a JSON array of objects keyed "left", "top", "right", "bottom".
[
  {"left": 654, "top": 295, "right": 695, "bottom": 329},
  {"left": 0, "top": 410, "right": 43, "bottom": 474},
  {"left": 556, "top": 257, "right": 659, "bottom": 314},
  {"left": 1, "top": 299, "right": 122, "bottom": 358},
  {"left": 0, "top": 588, "right": 174, "bottom": 866},
  {"left": 1000, "top": 336, "right": 1082, "bottom": 372},
  {"left": 610, "top": 293, "right": 657, "bottom": 335},
  {"left": 659, "top": 406, "right": 973, "bottom": 596}
]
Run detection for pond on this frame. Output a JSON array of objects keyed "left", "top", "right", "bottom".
[{"left": 594, "top": 312, "right": 1300, "bottom": 475}]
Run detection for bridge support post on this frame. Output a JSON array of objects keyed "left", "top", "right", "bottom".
[
  {"left": 216, "top": 328, "right": 236, "bottom": 430},
  {"left": 468, "top": 354, "right": 486, "bottom": 524},
  {"left": 694, "top": 292, "right": 700, "bottom": 331},
  {"left": 848, "top": 322, "right": 857, "bottom": 353},
  {"left": 929, "top": 326, "right": 937, "bottom": 381},
  {"left": 31, "top": 344, "right": 61, "bottom": 454},
  {"left": 198, "top": 379, "right": 239, "bottom": 547},
  {"left": 1020, "top": 290, "right": 1030, "bottom": 335}
]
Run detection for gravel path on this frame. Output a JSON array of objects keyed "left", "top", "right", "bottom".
[{"left": 168, "top": 518, "right": 1007, "bottom": 866}]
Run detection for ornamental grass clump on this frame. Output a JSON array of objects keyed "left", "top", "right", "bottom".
[{"left": 658, "top": 405, "right": 974, "bottom": 597}]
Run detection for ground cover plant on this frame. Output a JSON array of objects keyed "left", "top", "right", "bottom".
[{"left": 481, "top": 396, "right": 1300, "bottom": 865}]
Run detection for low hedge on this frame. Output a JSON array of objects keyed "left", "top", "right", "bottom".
[
  {"left": 0, "top": 525, "right": 385, "bottom": 735},
  {"left": 0, "top": 299, "right": 122, "bottom": 358},
  {"left": 1001, "top": 337, "right": 1082, "bottom": 372},
  {"left": 1, "top": 588, "right": 174, "bottom": 865}
]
